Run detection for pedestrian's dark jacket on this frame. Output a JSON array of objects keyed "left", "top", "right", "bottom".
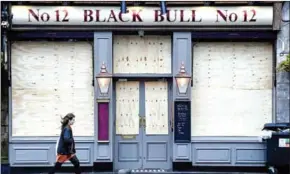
[{"left": 56, "top": 126, "right": 76, "bottom": 155}]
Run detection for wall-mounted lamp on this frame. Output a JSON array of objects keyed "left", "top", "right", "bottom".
[
  {"left": 160, "top": 1, "right": 167, "bottom": 15},
  {"left": 175, "top": 62, "right": 191, "bottom": 95},
  {"left": 96, "top": 62, "right": 112, "bottom": 95},
  {"left": 120, "top": 1, "right": 127, "bottom": 14}
]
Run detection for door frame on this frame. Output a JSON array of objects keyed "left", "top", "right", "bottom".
[{"left": 112, "top": 78, "right": 173, "bottom": 170}]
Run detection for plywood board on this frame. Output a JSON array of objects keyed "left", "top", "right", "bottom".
[
  {"left": 145, "top": 81, "right": 169, "bottom": 135},
  {"left": 191, "top": 42, "right": 273, "bottom": 136},
  {"left": 113, "top": 35, "right": 172, "bottom": 74},
  {"left": 11, "top": 41, "right": 94, "bottom": 136},
  {"left": 116, "top": 81, "right": 140, "bottom": 135}
]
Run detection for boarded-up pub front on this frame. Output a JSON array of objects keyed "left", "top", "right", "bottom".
[{"left": 5, "top": 1, "right": 282, "bottom": 172}]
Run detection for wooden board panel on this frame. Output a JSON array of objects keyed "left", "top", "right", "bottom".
[
  {"left": 11, "top": 41, "right": 94, "bottom": 136},
  {"left": 191, "top": 42, "right": 273, "bottom": 136},
  {"left": 145, "top": 81, "right": 168, "bottom": 135},
  {"left": 113, "top": 35, "right": 172, "bottom": 74},
  {"left": 116, "top": 81, "right": 140, "bottom": 135}
]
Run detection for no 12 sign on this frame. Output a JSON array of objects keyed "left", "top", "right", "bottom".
[
  {"left": 215, "top": 9, "right": 257, "bottom": 22},
  {"left": 27, "top": 9, "right": 69, "bottom": 22}
]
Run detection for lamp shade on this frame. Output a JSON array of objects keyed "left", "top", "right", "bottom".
[
  {"left": 96, "top": 62, "right": 112, "bottom": 95},
  {"left": 176, "top": 77, "right": 191, "bottom": 94},
  {"left": 97, "top": 77, "right": 111, "bottom": 94},
  {"left": 175, "top": 62, "right": 191, "bottom": 94}
]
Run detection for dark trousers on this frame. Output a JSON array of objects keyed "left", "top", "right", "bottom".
[{"left": 48, "top": 155, "right": 81, "bottom": 174}]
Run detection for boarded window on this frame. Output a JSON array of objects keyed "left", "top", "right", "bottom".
[
  {"left": 11, "top": 41, "right": 94, "bottom": 136},
  {"left": 115, "top": 81, "right": 140, "bottom": 135},
  {"left": 191, "top": 42, "right": 273, "bottom": 136},
  {"left": 113, "top": 35, "right": 172, "bottom": 74}
]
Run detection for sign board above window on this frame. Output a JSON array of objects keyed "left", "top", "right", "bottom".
[{"left": 11, "top": 6, "right": 273, "bottom": 26}]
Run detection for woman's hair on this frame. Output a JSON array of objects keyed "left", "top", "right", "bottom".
[{"left": 60, "top": 113, "right": 75, "bottom": 130}]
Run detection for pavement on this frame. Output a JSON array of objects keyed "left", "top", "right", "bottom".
[
  {"left": 39, "top": 171, "right": 267, "bottom": 174},
  {"left": 46, "top": 172, "right": 267, "bottom": 174},
  {"left": 46, "top": 173, "right": 267, "bottom": 174},
  {"left": 6, "top": 168, "right": 269, "bottom": 174}
]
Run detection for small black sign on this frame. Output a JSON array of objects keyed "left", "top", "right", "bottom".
[{"left": 174, "top": 101, "right": 191, "bottom": 143}]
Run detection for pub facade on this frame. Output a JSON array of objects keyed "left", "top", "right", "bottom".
[{"left": 1, "top": 1, "right": 287, "bottom": 172}]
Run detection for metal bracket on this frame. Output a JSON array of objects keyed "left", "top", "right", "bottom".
[
  {"left": 170, "top": 120, "right": 174, "bottom": 132},
  {"left": 139, "top": 116, "right": 146, "bottom": 128},
  {"left": 97, "top": 99, "right": 110, "bottom": 103},
  {"left": 139, "top": 115, "right": 143, "bottom": 127},
  {"left": 121, "top": 135, "right": 136, "bottom": 139}
]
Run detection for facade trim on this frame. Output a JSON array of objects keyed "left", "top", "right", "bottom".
[
  {"left": 191, "top": 136, "right": 266, "bottom": 143},
  {"left": 113, "top": 74, "right": 173, "bottom": 78},
  {"left": 9, "top": 31, "right": 94, "bottom": 39},
  {"left": 11, "top": 26, "right": 274, "bottom": 31},
  {"left": 9, "top": 136, "right": 264, "bottom": 143},
  {"left": 191, "top": 31, "right": 277, "bottom": 39},
  {"left": 94, "top": 32, "right": 113, "bottom": 162},
  {"left": 9, "top": 136, "right": 94, "bottom": 143},
  {"left": 9, "top": 31, "right": 277, "bottom": 40}
]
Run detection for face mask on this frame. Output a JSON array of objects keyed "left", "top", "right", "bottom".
[{"left": 69, "top": 118, "right": 75, "bottom": 125}]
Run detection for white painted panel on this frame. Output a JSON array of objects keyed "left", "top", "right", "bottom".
[
  {"left": 116, "top": 81, "right": 140, "bottom": 135},
  {"left": 191, "top": 42, "right": 273, "bottom": 136},
  {"left": 113, "top": 35, "right": 172, "bottom": 74},
  {"left": 145, "top": 81, "right": 169, "bottom": 135},
  {"left": 11, "top": 41, "right": 94, "bottom": 136}
]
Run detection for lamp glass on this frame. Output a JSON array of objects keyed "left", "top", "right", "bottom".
[
  {"left": 97, "top": 77, "right": 111, "bottom": 94},
  {"left": 176, "top": 77, "right": 190, "bottom": 94}
]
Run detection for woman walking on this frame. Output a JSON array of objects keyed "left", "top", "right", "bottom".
[{"left": 49, "top": 113, "right": 81, "bottom": 174}]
